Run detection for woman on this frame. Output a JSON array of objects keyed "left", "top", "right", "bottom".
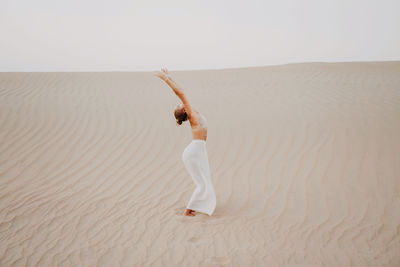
[{"left": 154, "top": 68, "right": 217, "bottom": 217}]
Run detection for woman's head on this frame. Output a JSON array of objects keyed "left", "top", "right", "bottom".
[{"left": 174, "top": 103, "right": 188, "bottom": 126}]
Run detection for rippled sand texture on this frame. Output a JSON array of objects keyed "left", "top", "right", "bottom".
[{"left": 1, "top": 62, "right": 400, "bottom": 266}]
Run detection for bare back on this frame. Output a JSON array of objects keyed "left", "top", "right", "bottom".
[{"left": 189, "top": 110, "right": 207, "bottom": 141}]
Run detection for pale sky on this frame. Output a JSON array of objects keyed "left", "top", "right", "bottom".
[{"left": 1, "top": 0, "right": 399, "bottom": 71}]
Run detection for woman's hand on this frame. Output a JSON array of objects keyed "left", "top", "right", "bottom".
[
  {"left": 154, "top": 68, "right": 172, "bottom": 82},
  {"left": 154, "top": 67, "right": 185, "bottom": 97}
]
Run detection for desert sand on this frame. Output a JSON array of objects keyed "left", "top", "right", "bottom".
[{"left": 0, "top": 61, "right": 399, "bottom": 266}]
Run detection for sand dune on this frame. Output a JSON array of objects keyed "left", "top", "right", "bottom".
[{"left": 1, "top": 61, "right": 399, "bottom": 266}]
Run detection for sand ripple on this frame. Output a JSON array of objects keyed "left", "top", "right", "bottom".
[{"left": 1, "top": 62, "right": 400, "bottom": 266}]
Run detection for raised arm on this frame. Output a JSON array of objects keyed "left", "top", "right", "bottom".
[{"left": 154, "top": 68, "right": 195, "bottom": 119}]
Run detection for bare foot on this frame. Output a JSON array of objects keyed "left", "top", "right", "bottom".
[{"left": 184, "top": 209, "right": 196, "bottom": 216}]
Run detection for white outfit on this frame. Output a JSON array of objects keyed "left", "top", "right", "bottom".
[
  {"left": 182, "top": 114, "right": 216, "bottom": 216},
  {"left": 198, "top": 113, "right": 207, "bottom": 127}
]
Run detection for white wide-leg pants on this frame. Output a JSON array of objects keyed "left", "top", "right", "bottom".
[{"left": 182, "top": 140, "right": 216, "bottom": 216}]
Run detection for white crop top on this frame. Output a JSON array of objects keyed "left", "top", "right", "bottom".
[{"left": 199, "top": 113, "right": 207, "bottom": 127}]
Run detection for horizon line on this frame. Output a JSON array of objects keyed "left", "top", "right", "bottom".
[{"left": 1, "top": 59, "right": 399, "bottom": 73}]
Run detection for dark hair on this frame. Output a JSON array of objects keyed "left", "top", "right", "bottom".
[{"left": 174, "top": 108, "right": 188, "bottom": 125}]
